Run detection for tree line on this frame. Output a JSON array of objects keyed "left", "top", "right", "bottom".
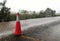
[{"left": 9, "top": 8, "right": 56, "bottom": 21}]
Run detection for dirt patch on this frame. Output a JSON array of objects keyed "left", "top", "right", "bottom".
[{"left": 0, "top": 34, "right": 41, "bottom": 41}]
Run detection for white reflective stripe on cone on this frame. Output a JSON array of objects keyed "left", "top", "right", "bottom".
[{"left": 16, "top": 15, "right": 19, "bottom": 21}]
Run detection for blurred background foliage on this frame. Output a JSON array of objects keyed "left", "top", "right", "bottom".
[{"left": 9, "top": 8, "right": 56, "bottom": 21}]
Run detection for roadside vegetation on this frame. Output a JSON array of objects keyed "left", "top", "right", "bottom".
[{"left": 9, "top": 8, "right": 56, "bottom": 21}]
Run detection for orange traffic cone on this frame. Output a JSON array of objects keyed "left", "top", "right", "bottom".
[{"left": 14, "top": 13, "right": 22, "bottom": 36}]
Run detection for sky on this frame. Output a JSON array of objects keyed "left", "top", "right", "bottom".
[{"left": 0, "top": 0, "right": 60, "bottom": 13}]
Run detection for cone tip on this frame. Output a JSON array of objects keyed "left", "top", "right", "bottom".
[{"left": 16, "top": 12, "right": 19, "bottom": 16}]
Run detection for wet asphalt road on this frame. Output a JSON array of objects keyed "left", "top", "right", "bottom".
[
  {"left": 1, "top": 20, "right": 60, "bottom": 41},
  {"left": 23, "top": 22, "right": 60, "bottom": 41},
  {"left": 0, "top": 18, "right": 60, "bottom": 41}
]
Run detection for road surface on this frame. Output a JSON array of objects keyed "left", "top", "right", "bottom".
[
  {"left": 23, "top": 20, "right": 60, "bottom": 41},
  {"left": 0, "top": 17, "right": 60, "bottom": 41}
]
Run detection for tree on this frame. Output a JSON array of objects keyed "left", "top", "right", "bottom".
[
  {"left": 44, "top": 8, "right": 56, "bottom": 17},
  {"left": 39, "top": 10, "right": 45, "bottom": 17},
  {"left": 0, "top": 0, "right": 10, "bottom": 22}
]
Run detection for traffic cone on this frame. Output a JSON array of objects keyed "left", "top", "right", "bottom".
[{"left": 14, "top": 13, "right": 22, "bottom": 36}]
